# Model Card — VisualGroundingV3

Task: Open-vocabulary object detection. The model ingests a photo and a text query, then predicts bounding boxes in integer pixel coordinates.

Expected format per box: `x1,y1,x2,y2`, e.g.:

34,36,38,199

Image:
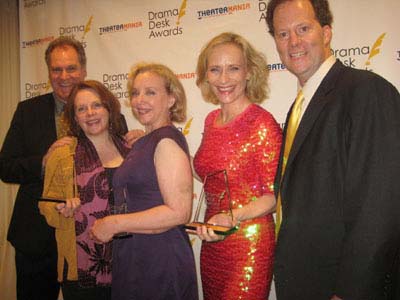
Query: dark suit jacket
0,93,128,257
274,60,400,300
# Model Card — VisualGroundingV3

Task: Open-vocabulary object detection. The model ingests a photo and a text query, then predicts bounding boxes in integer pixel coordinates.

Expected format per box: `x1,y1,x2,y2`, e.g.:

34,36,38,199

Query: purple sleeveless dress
111,125,198,300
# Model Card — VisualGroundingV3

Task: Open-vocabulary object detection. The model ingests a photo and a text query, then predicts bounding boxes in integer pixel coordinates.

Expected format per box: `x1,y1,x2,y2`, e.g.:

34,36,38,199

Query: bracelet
219,210,232,217
219,210,241,228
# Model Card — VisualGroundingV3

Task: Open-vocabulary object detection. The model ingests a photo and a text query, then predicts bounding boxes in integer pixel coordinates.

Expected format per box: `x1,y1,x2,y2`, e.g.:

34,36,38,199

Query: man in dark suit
0,36,120,300
266,0,400,299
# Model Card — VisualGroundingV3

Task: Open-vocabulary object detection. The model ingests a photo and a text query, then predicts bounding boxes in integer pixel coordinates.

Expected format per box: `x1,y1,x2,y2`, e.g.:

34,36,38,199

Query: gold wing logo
176,0,187,25
81,15,94,41
365,33,386,67
182,117,193,136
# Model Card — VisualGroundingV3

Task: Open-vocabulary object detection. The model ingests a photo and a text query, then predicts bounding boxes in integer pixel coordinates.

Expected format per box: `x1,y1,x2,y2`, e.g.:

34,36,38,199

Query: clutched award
111,186,132,239
185,169,239,236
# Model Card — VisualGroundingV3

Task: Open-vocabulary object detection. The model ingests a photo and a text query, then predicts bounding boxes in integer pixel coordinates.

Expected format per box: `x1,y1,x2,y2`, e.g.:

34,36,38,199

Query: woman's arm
196,114,282,242
90,138,193,242
196,194,276,242
231,193,276,222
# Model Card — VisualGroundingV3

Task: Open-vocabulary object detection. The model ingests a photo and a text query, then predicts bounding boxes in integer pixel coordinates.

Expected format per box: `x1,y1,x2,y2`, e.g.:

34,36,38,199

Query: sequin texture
194,104,282,300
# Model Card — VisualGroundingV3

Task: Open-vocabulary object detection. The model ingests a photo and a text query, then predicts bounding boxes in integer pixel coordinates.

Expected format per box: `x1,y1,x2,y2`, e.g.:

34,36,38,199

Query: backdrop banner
19,1,400,299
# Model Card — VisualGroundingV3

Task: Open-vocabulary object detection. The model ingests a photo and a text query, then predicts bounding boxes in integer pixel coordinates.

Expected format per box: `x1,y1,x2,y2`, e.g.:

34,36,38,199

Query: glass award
185,169,238,236
111,186,132,239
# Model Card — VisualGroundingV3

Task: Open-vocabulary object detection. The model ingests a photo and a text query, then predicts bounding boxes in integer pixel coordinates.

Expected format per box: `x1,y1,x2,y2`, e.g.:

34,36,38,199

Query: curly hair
266,0,333,36
45,36,86,68
196,32,269,105
127,62,187,123
64,80,125,137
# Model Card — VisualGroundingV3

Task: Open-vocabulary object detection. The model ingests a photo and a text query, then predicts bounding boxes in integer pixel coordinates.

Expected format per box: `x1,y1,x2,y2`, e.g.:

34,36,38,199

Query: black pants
15,249,59,300
61,280,111,300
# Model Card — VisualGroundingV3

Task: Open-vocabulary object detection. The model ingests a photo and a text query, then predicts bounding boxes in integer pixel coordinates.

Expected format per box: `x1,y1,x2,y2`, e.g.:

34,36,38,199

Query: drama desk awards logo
59,15,93,47
147,0,186,39
102,73,130,101
24,81,49,99
331,33,386,72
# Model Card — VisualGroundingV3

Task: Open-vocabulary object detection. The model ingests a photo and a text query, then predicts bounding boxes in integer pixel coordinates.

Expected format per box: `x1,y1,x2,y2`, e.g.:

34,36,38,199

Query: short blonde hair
127,62,186,122
196,32,269,105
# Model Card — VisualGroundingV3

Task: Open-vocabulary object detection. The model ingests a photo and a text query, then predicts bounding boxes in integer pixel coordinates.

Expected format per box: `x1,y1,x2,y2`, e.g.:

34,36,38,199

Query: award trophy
39,157,76,204
111,186,132,239
185,169,239,236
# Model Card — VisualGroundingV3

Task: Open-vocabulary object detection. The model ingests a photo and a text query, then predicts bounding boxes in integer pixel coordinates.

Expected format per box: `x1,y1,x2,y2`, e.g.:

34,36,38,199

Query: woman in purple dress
90,63,198,300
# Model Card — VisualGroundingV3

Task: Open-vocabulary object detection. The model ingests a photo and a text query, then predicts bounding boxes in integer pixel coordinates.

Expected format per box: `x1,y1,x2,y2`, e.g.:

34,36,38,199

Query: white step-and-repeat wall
19,0,400,299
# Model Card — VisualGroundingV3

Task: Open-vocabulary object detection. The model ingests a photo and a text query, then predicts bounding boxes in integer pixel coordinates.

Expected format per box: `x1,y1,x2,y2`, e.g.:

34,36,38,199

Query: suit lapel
282,61,344,184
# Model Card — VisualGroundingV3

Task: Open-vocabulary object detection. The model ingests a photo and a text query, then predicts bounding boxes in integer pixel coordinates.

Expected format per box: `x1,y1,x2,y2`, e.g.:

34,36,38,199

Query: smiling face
74,89,110,138
48,45,87,102
206,43,250,106
273,0,332,85
130,71,175,132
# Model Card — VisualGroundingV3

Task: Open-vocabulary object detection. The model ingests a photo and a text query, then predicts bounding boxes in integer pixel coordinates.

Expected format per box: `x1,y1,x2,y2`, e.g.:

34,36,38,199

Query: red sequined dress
193,104,282,300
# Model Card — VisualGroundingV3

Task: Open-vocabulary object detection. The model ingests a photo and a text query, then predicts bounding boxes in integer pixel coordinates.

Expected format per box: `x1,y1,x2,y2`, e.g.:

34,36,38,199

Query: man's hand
124,129,145,147
42,136,74,167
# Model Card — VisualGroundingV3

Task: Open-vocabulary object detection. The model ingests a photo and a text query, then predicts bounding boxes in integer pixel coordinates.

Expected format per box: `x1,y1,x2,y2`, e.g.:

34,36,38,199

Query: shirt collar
300,55,336,102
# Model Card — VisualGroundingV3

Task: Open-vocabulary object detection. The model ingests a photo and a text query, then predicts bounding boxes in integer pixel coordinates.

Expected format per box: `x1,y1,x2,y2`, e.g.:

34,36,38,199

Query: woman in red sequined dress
192,32,282,300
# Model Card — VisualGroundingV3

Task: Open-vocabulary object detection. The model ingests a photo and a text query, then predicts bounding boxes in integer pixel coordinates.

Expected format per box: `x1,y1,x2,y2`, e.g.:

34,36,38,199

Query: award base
113,232,132,239
38,197,66,203
184,222,238,236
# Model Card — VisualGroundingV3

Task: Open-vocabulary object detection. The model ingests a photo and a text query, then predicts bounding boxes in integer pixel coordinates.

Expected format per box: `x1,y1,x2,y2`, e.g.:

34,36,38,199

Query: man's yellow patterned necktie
56,110,69,138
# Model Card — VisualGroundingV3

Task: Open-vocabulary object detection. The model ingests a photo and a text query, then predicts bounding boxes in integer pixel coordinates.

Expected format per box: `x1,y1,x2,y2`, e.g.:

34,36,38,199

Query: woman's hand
196,224,225,242
195,212,238,242
209,211,238,228
55,197,80,218
90,217,116,243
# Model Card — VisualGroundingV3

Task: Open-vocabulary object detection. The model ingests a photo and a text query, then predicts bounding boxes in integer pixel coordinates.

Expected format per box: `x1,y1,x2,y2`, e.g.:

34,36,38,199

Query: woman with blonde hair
193,32,282,299
91,63,198,300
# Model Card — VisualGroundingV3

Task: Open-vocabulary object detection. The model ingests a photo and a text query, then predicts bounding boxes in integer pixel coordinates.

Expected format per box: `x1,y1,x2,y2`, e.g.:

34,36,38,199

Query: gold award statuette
185,222,238,236
185,170,238,236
